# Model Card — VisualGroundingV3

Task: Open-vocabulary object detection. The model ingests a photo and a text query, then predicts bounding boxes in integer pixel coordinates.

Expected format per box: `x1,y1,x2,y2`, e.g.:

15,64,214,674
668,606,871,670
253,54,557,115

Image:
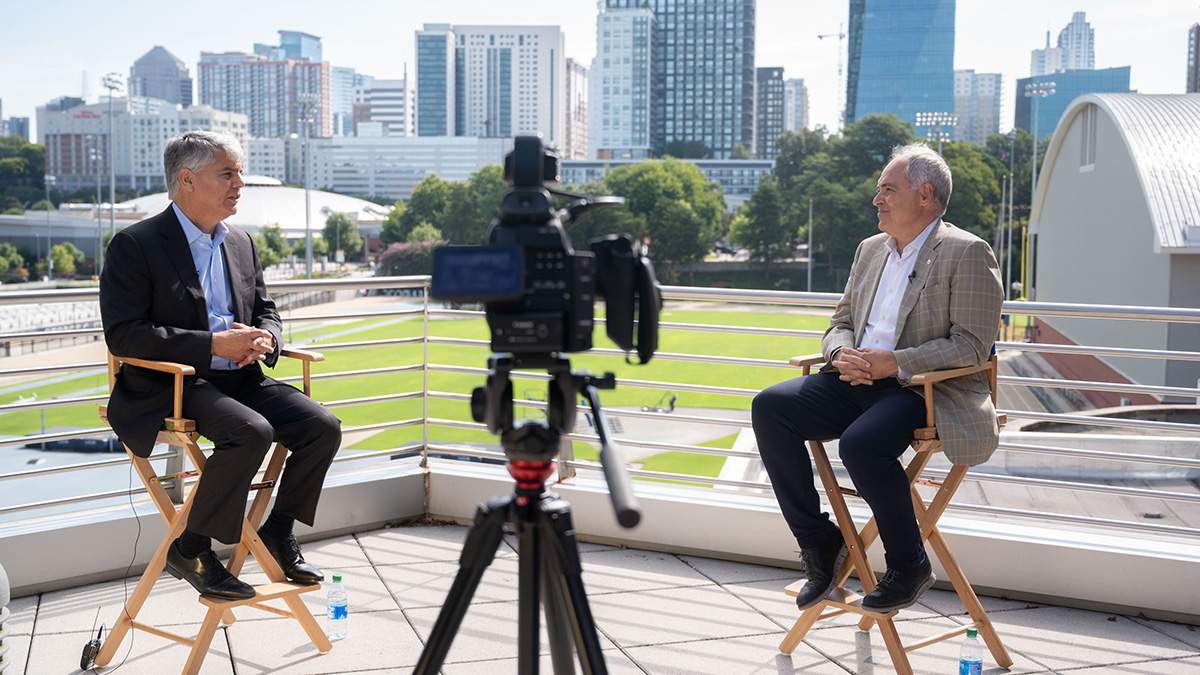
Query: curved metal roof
118,185,391,236
1034,93,1200,251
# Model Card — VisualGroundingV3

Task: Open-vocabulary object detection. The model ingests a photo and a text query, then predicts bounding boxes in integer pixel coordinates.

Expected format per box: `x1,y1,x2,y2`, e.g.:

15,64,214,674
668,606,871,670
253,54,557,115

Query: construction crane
817,23,847,131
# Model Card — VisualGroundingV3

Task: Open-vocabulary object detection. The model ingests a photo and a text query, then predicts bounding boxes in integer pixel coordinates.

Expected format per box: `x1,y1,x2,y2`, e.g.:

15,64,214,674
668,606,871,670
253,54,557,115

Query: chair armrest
280,347,324,363
112,356,196,376
909,362,991,386
789,354,824,374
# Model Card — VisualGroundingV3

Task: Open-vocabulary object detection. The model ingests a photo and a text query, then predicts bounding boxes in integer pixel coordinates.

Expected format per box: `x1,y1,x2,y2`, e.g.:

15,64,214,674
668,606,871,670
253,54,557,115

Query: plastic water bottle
958,626,983,675
326,573,348,640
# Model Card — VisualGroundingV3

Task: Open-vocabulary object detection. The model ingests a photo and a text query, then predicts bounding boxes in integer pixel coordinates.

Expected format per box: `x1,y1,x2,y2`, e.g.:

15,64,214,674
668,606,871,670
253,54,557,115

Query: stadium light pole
296,92,319,279
102,73,123,266
806,198,813,293
43,174,55,279
914,111,958,155
1024,81,1055,301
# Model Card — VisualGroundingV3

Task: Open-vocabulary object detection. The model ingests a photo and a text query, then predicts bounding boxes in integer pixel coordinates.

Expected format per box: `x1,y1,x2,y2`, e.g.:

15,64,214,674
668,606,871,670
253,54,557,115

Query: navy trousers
752,371,927,571
182,369,342,544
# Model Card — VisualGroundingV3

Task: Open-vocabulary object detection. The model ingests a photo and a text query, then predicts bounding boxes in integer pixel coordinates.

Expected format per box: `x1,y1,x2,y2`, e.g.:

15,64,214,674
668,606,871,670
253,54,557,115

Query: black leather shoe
861,556,935,612
165,540,256,601
257,529,324,584
795,535,849,610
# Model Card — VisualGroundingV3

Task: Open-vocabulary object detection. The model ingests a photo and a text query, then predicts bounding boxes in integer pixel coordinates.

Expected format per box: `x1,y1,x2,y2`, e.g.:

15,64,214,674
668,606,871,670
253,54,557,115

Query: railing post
421,276,430,470
557,436,577,482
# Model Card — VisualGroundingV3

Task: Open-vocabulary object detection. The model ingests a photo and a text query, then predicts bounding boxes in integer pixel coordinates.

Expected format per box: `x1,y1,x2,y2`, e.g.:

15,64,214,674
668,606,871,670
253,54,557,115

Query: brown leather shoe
166,540,255,600
257,528,324,584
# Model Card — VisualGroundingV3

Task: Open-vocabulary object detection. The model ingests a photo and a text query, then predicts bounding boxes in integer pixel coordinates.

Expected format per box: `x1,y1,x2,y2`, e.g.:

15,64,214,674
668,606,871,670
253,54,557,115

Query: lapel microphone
908,270,917,284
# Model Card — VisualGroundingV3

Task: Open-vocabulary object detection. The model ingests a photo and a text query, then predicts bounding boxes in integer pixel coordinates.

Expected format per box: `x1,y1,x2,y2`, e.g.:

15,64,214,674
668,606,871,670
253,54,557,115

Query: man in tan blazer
753,143,1003,613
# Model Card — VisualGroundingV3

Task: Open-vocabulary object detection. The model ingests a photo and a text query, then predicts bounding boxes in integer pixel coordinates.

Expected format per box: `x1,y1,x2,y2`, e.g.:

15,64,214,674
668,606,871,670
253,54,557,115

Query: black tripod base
413,484,607,675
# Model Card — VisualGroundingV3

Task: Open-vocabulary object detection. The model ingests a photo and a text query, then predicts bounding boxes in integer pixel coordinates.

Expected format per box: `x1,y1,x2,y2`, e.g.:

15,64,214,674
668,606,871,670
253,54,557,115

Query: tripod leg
517,513,543,675
541,552,577,675
413,496,511,675
539,494,608,675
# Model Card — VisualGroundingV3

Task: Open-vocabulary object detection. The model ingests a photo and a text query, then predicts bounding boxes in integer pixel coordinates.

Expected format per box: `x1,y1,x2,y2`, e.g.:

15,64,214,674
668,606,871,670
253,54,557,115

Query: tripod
413,353,640,675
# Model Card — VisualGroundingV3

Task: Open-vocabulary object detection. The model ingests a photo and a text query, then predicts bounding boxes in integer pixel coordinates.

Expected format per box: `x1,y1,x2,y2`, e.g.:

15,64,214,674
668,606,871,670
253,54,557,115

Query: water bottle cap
966,627,978,637
332,573,342,582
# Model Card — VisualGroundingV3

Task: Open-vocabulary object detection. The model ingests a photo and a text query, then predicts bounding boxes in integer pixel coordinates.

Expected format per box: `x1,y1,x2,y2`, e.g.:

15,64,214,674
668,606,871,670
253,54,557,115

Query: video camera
430,135,660,363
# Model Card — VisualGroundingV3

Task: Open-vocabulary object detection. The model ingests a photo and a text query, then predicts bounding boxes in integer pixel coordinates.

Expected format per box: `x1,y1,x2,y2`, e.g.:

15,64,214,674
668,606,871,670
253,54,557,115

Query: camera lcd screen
430,245,524,301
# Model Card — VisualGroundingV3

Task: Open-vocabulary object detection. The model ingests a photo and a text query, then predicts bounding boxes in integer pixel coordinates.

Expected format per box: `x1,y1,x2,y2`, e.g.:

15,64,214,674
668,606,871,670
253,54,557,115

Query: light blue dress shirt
173,203,237,370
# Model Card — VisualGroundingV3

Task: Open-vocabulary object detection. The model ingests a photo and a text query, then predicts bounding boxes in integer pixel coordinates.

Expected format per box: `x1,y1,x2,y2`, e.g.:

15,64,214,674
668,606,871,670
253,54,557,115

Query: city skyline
1,0,1194,141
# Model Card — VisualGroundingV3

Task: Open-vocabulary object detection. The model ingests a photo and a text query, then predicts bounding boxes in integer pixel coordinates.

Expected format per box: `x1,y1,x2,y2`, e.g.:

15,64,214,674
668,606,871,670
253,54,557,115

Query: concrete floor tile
503,532,616,554
226,609,424,674
589,585,779,648
625,632,848,675
289,532,376,570
1130,616,1200,651
440,647,643,674
375,557,521,609
4,594,38,636
27,628,234,675
1063,656,1200,673
722,578,863,631
357,524,514,566
917,585,1042,617
677,554,797,584
34,574,211,635
404,599,616,664
580,548,711,595
237,566,398,618
987,606,1198,671
807,616,1048,674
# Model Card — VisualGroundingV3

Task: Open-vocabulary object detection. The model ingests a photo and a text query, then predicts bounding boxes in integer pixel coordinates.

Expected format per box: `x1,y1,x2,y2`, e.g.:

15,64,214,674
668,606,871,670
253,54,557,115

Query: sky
1,0,1195,140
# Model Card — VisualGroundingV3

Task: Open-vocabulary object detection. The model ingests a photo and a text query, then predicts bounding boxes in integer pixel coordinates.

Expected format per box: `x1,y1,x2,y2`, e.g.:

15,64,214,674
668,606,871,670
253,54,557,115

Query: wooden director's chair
777,354,1013,674
92,349,332,675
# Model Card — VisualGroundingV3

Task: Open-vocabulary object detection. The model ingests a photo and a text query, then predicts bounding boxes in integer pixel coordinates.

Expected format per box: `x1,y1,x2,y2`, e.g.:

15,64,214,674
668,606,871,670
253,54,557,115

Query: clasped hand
832,347,898,386
211,322,275,368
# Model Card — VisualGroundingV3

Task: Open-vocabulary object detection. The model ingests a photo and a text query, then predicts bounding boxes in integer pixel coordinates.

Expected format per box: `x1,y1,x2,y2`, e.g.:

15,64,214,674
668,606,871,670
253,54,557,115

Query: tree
830,114,914,178
323,212,362,258
774,127,829,192
50,242,84,276
560,179,642,252
407,222,443,243
254,234,280,269
0,242,24,271
941,142,1001,241
259,223,290,259
379,199,407,245
730,144,752,160
399,175,453,241
30,199,52,211
730,178,792,283
377,241,437,276
0,137,45,207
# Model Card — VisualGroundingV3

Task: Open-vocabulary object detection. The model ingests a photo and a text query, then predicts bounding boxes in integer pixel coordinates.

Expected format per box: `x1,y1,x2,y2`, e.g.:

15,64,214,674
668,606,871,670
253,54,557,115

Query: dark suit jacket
100,205,282,457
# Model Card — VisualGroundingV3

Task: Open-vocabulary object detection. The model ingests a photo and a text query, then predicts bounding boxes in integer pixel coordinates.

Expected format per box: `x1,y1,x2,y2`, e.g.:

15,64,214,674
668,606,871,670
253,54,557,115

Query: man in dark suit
753,143,1003,613
101,131,341,600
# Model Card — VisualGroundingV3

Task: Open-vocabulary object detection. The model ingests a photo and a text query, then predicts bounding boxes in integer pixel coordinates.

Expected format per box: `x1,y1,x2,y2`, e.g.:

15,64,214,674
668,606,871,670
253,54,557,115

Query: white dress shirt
858,219,939,352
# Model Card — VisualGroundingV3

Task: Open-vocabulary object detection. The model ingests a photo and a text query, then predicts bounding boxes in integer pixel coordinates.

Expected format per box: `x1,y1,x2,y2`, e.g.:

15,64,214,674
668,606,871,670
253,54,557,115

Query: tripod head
470,352,641,528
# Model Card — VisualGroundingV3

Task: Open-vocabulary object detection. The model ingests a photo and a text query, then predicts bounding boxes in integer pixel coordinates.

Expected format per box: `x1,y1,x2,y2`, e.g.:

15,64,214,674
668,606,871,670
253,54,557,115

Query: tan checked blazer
820,220,1004,465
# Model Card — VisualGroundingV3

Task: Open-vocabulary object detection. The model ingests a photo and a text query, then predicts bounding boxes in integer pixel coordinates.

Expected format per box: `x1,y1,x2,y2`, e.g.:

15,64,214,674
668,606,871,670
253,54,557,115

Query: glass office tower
845,0,955,128
1014,67,1131,137
603,0,755,159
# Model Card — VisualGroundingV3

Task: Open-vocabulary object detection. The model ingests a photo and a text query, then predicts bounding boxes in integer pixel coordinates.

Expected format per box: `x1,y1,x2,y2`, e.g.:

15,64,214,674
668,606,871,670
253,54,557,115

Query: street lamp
914,112,958,156
1023,81,1055,301
807,198,813,293
86,135,102,274
43,174,55,279
295,92,320,279
102,73,123,265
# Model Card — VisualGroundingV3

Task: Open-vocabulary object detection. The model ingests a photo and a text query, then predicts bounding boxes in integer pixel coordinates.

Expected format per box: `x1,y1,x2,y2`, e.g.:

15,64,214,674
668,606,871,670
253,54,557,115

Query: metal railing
1,279,1197,542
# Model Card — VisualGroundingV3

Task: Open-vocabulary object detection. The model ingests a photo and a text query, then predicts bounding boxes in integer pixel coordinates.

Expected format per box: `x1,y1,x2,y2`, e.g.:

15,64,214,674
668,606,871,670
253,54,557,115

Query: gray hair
890,143,952,214
164,131,245,199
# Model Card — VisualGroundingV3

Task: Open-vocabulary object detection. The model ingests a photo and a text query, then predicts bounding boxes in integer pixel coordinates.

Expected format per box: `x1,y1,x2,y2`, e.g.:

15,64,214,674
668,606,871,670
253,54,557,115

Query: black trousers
751,371,926,571
182,369,342,544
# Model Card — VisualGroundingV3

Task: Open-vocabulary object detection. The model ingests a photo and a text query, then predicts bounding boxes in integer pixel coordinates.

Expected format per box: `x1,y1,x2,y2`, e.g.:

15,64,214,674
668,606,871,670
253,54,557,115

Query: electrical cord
86,460,141,673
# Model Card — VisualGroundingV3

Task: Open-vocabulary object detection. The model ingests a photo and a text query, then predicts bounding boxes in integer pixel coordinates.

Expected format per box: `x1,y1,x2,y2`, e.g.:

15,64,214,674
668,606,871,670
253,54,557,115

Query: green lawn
3,306,828,480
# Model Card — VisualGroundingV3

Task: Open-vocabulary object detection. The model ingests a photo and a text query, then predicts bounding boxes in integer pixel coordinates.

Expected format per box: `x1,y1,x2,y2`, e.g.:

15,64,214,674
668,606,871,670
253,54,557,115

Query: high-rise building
953,70,1002,144
1014,67,1131,136
129,46,193,107
1056,12,1094,71
414,23,565,148
331,67,374,136
37,97,248,192
589,3,654,160
415,24,456,137
364,79,414,137
783,78,809,132
1031,33,1076,77
845,0,955,128
564,58,588,160
754,67,784,160
8,117,29,140
198,36,331,139
278,30,323,62
1188,24,1200,93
